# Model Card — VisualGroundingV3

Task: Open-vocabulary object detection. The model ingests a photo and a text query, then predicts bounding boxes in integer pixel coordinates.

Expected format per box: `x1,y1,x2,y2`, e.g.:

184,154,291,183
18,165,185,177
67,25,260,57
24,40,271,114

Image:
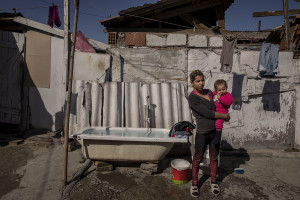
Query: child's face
216,84,227,95
191,75,205,91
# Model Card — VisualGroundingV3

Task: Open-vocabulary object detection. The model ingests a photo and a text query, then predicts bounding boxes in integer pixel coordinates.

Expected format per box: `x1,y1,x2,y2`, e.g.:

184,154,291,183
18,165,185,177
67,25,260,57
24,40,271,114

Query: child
213,79,233,133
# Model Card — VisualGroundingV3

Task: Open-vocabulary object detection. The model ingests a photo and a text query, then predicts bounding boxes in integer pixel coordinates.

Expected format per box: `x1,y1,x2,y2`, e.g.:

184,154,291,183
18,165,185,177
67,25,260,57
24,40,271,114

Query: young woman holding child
188,70,231,198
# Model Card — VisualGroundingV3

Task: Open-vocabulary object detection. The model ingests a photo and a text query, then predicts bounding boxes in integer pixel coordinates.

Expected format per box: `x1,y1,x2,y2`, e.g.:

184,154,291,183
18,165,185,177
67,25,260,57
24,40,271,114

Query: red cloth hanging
48,5,61,28
75,30,96,53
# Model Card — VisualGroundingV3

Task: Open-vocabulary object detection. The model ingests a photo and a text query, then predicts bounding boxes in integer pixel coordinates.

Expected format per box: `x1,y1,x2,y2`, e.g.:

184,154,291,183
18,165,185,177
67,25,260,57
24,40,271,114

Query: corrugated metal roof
70,81,192,135
120,0,233,18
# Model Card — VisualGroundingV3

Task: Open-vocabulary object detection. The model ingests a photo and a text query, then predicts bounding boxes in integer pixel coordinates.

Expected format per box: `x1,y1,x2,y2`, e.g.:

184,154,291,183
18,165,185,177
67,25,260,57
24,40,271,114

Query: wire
40,0,193,29
4,1,194,29
118,12,193,29
83,5,193,29
77,11,106,18
80,5,118,15
1,1,106,18
0,6,48,12
40,0,63,7
41,0,107,18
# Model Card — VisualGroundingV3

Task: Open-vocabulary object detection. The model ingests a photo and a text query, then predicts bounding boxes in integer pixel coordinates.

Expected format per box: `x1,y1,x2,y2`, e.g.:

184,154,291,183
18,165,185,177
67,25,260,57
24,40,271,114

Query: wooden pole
63,0,69,184
283,0,291,50
64,0,70,91
63,0,79,185
258,20,261,31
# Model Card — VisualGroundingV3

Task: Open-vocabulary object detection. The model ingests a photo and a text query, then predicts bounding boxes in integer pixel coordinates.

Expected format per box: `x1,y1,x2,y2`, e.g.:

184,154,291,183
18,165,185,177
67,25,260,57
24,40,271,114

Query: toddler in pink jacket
213,79,233,132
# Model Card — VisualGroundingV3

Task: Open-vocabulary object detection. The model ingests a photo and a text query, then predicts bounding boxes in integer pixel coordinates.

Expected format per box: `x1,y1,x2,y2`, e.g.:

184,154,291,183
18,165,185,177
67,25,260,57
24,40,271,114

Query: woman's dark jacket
188,90,216,134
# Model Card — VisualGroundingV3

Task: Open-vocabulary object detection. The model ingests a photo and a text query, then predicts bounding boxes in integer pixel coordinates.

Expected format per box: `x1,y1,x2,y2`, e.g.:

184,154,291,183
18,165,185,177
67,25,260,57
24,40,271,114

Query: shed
0,13,66,131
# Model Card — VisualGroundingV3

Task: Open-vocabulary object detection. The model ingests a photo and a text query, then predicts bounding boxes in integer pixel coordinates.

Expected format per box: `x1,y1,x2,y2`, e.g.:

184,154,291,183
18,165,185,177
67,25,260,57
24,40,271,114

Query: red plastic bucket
171,159,190,184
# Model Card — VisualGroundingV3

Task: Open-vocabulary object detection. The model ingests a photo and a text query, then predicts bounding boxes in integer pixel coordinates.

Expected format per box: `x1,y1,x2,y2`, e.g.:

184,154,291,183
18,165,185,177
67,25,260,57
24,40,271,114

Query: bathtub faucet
146,117,150,128
144,95,151,136
145,95,151,128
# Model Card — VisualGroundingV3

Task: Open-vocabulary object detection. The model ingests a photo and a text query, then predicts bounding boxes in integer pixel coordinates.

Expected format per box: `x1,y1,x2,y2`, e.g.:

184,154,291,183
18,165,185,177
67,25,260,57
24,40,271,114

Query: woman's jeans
192,130,221,185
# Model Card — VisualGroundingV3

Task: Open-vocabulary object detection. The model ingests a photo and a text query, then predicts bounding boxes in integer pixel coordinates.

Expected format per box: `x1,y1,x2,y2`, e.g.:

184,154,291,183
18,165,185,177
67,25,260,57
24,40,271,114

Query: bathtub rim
72,126,188,143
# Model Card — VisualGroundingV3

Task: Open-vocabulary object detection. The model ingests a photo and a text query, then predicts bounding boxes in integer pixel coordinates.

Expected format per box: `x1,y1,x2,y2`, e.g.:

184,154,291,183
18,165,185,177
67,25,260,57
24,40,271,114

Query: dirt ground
1,130,300,200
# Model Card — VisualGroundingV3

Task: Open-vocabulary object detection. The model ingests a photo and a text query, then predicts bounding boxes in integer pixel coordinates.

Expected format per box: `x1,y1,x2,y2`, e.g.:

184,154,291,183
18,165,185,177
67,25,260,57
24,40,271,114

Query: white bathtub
72,127,188,162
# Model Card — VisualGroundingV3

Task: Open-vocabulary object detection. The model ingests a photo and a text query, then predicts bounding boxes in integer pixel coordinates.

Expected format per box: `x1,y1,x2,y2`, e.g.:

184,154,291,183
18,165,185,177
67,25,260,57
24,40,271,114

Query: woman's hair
214,79,228,90
190,70,204,82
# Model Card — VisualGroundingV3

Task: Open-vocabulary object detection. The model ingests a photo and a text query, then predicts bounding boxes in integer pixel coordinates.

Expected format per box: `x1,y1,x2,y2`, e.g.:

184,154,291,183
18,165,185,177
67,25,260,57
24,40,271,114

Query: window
108,32,117,45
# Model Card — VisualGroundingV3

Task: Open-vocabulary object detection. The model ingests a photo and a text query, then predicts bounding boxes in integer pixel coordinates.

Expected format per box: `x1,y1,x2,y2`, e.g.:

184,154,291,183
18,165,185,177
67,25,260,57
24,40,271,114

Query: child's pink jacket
213,91,233,131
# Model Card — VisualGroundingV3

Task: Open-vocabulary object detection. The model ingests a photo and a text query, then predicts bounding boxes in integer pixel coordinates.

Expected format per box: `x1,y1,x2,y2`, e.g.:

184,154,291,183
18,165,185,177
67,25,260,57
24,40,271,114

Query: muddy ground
1,130,300,200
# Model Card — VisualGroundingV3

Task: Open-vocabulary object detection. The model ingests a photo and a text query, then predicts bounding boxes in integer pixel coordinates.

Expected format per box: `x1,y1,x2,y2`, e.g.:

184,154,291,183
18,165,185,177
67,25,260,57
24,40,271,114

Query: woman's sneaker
190,185,199,198
211,183,220,196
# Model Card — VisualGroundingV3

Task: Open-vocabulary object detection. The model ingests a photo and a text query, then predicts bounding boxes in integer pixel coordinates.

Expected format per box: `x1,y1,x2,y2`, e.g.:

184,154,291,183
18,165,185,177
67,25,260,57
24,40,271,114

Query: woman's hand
214,112,230,121
224,113,230,122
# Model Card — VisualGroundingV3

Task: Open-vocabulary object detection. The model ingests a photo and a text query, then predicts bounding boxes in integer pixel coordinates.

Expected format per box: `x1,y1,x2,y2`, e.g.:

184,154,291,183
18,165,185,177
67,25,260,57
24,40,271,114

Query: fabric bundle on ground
169,121,196,138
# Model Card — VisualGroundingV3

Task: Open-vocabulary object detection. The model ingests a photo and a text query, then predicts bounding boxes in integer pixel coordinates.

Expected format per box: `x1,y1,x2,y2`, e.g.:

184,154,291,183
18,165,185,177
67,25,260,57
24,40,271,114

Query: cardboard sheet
25,30,51,88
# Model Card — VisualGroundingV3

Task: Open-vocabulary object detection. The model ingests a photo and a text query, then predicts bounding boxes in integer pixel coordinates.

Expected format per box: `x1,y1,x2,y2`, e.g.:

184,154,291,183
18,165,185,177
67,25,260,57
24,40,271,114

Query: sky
1,0,299,43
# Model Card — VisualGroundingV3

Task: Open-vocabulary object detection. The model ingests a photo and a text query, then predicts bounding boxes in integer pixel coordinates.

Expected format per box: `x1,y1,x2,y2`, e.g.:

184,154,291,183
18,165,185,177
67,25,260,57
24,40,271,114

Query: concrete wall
66,32,300,149
145,33,223,48
74,52,111,82
105,33,299,149
188,49,296,149
294,59,300,149
109,48,187,83
29,36,66,131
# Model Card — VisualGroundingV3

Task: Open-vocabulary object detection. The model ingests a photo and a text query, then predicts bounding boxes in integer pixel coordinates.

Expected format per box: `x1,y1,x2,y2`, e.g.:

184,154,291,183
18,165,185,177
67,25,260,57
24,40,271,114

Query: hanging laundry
220,35,236,73
48,5,61,28
258,42,279,76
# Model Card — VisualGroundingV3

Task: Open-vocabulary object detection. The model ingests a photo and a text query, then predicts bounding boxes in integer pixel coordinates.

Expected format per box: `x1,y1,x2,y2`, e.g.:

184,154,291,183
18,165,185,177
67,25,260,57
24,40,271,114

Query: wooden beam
253,9,300,17
129,0,222,27
283,0,291,50
179,13,209,29
215,5,225,30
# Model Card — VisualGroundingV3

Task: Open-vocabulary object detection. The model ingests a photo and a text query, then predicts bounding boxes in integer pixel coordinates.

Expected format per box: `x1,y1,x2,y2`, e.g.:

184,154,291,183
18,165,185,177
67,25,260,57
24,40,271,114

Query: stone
95,161,113,172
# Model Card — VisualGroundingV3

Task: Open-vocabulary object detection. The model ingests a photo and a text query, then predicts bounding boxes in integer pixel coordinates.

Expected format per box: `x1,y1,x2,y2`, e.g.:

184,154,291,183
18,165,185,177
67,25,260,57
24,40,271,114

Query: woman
188,70,230,198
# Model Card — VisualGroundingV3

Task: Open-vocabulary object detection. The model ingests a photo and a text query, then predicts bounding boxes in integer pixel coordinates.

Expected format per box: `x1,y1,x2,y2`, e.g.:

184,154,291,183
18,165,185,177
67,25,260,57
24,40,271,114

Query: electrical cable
40,0,193,29
3,1,197,33
0,6,48,12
